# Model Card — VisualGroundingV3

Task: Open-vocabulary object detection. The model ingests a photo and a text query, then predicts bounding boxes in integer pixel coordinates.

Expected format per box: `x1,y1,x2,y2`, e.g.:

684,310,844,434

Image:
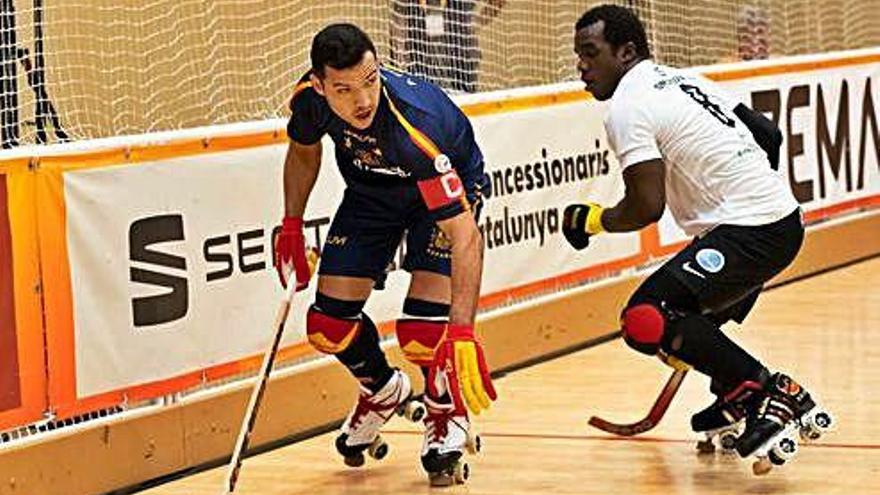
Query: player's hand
428,324,497,415
274,216,315,291
562,203,605,250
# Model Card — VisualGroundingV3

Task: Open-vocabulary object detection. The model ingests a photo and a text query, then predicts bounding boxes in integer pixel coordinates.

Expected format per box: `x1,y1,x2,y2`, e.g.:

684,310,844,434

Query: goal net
0,0,877,147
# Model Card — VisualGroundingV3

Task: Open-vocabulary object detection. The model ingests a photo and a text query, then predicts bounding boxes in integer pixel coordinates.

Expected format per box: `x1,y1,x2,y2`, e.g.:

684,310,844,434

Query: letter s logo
129,214,188,327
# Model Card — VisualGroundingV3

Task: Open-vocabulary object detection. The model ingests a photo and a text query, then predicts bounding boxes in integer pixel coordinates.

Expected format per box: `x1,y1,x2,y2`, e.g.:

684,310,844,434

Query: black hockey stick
588,368,688,436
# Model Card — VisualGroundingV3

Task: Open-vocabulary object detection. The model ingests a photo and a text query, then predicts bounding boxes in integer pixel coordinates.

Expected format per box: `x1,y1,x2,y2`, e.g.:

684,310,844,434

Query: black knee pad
402,298,450,318
314,292,365,318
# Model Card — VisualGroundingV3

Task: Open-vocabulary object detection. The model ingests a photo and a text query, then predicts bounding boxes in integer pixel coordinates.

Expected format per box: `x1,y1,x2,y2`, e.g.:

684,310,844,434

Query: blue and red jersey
287,67,489,221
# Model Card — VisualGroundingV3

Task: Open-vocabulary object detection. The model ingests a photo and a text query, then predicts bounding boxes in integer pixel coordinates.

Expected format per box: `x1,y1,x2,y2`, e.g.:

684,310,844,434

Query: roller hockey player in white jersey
562,5,833,474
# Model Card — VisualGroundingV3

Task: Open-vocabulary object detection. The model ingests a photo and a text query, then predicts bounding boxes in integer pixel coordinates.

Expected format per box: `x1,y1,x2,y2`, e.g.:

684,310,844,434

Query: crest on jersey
695,248,725,273
343,129,410,177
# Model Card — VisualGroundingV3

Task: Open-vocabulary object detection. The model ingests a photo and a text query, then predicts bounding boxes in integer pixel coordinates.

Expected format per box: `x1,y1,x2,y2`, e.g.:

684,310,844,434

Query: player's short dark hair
310,23,376,78
575,5,651,60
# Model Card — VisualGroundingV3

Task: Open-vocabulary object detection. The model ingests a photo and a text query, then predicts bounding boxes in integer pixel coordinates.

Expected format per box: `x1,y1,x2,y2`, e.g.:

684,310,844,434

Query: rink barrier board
0,207,877,495
0,160,47,431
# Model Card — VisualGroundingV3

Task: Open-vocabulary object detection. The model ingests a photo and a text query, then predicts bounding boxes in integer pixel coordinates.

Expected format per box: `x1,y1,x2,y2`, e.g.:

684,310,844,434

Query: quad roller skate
691,398,746,455
734,372,834,475
335,369,426,467
420,396,481,486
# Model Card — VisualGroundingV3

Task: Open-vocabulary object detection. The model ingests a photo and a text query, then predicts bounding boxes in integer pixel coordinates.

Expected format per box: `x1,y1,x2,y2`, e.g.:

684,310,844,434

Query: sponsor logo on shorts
695,248,725,273
326,235,348,246
681,261,706,279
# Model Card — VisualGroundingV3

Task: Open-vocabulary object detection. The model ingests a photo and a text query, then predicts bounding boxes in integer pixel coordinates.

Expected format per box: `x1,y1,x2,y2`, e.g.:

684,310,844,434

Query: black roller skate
335,369,425,467
691,398,746,454
735,372,834,475
420,396,481,486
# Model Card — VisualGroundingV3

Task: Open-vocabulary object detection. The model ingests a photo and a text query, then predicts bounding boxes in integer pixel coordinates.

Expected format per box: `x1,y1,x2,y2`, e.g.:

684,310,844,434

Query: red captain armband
417,169,466,212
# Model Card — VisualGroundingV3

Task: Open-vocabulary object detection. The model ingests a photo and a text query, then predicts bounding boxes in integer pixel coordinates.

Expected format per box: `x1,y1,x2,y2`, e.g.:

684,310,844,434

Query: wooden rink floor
140,258,880,495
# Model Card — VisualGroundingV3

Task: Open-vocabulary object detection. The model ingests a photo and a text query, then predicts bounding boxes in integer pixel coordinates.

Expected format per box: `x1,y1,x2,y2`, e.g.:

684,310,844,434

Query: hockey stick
588,368,688,436
220,281,300,494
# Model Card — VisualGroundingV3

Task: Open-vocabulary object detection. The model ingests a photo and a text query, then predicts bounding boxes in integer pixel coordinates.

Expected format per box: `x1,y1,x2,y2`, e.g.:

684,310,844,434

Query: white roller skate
734,372,834,475
335,369,425,467
420,396,481,486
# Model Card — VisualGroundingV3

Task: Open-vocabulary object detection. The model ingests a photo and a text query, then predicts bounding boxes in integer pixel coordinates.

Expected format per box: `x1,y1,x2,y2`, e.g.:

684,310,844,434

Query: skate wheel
769,436,798,464
695,438,716,455
368,436,388,460
403,400,426,423
719,432,739,451
752,457,772,476
453,461,470,484
466,433,482,455
344,453,365,468
800,410,834,441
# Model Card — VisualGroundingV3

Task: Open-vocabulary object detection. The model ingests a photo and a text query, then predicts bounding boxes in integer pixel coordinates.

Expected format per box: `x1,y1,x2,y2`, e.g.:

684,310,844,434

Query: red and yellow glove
274,216,316,291
428,324,497,415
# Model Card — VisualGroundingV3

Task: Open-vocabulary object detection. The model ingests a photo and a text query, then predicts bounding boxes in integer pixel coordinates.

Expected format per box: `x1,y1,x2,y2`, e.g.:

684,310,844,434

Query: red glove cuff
283,216,304,230
446,324,475,340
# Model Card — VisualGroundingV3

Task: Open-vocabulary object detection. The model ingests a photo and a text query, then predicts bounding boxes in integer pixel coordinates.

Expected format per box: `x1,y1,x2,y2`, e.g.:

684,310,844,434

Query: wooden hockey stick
588,368,688,436
220,281,297,494
221,247,318,494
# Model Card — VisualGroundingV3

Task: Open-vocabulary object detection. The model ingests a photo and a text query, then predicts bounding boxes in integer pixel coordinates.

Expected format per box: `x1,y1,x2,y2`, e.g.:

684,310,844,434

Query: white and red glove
274,216,315,291
428,324,497,415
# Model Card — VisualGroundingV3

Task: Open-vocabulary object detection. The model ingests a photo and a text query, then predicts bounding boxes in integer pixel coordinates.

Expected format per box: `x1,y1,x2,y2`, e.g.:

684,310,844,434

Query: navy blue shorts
318,182,484,281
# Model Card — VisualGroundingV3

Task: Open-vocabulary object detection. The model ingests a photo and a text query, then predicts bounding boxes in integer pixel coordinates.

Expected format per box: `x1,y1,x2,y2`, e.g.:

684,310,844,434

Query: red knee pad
621,303,665,355
396,319,446,366
306,306,361,354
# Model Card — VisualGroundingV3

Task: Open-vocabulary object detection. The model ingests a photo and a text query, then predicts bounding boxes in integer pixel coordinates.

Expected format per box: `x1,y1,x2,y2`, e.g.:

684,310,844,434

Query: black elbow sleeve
734,103,782,169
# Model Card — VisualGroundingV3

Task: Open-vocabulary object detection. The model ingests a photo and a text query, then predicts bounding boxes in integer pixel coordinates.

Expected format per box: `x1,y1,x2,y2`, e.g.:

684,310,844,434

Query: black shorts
631,208,804,322
318,182,484,281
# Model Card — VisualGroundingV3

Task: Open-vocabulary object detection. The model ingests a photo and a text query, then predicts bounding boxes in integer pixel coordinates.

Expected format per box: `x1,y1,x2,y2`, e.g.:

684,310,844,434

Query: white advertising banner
62,50,880,398
473,100,639,294
63,97,637,398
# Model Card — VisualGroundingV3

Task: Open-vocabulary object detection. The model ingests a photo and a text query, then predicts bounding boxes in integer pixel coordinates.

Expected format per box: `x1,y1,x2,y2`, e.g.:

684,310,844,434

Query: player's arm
436,210,483,325
416,164,496,415
562,159,665,249
283,139,322,217
563,95,665,249
275,139,322,290
276,78,328,289
600,159,666,231
431,208,497,415
733,103,782,169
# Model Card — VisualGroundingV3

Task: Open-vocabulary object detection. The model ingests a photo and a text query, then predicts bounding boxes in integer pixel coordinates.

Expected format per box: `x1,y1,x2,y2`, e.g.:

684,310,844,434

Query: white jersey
604,60,798,236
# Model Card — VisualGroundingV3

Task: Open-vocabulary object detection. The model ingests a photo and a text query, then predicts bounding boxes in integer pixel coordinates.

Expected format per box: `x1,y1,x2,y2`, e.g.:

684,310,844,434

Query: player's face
312,51,382,130
574,21,632,101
